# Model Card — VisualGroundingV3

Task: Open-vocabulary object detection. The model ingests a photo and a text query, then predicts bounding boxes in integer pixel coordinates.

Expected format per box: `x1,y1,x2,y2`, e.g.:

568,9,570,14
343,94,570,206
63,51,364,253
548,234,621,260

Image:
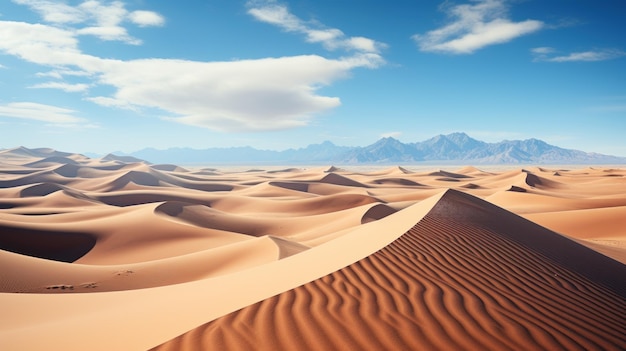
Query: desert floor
0,147,625,350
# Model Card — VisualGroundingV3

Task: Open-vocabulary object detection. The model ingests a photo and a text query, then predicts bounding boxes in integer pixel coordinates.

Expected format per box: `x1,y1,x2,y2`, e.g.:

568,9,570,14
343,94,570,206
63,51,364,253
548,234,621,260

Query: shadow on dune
522,169,564,188
320,173,369,188
20,183,64,197
269,181,310,192
111,171,163,189
361,204,397,224
0,225,95,263
24,156,79,168
428,170,471,179
372,178,423,186
507,185,527,192
460,183,482,189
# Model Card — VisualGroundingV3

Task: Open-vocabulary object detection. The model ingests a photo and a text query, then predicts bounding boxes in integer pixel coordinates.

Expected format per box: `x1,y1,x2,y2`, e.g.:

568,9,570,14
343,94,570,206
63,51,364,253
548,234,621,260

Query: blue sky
0,0,625,156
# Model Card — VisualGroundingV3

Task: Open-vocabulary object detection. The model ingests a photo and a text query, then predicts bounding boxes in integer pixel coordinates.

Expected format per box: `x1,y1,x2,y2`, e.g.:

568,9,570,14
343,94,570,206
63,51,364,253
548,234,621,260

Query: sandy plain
0,146,624,350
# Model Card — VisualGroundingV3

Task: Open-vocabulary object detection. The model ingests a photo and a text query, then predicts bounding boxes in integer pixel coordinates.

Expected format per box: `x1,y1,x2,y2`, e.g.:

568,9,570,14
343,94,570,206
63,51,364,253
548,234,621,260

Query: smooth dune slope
153,190,626,351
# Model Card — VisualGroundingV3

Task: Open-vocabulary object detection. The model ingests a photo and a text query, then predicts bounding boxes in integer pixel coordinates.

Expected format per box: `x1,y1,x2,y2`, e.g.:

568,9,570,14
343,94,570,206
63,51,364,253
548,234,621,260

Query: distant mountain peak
373,136,403,145
441,132,469,140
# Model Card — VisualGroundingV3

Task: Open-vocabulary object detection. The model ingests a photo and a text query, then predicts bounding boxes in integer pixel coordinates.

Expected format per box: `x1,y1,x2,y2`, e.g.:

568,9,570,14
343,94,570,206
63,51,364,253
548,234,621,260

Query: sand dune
154,190,626,351
0,147,624,350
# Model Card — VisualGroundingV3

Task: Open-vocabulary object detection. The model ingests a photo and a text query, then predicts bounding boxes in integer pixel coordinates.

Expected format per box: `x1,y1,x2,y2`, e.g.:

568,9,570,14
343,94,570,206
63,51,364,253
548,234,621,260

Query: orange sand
0,147,624,350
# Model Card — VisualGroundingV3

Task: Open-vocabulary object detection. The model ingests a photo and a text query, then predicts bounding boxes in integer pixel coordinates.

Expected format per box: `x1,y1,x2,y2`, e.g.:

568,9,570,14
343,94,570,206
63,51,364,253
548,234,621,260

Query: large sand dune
0,147,624,350
154,190,626,351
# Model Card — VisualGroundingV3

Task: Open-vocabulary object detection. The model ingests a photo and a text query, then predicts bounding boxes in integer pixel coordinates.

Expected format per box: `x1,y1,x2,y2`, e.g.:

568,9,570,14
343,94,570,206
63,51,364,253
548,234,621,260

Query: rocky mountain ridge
120,132,626,165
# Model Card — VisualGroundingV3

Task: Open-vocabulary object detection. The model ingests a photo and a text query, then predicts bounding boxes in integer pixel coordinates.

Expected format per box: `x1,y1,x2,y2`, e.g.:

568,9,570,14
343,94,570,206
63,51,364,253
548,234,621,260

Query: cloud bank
413,0,543,54
0,0,383,131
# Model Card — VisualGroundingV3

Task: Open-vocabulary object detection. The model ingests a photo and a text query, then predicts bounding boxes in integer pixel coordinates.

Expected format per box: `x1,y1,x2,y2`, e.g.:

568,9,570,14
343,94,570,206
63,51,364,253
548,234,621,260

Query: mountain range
114,132,626,165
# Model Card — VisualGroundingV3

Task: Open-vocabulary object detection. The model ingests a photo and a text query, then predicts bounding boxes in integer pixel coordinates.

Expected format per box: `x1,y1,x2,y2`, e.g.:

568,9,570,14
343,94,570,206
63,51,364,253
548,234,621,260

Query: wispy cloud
36,69,93,80
247,0,386,57
0,1,381,132
530,46,555,55
29,82,90,92
12,0,85,24
593,105,626,112
0,102,86,124
412,0,543,54
85,96,138,111
584,96,626,114
12,0,164,44
532,47,626,62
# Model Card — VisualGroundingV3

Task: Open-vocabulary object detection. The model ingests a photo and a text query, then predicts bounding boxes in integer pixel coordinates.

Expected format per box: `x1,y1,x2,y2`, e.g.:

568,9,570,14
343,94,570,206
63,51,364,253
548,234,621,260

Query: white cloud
74,0,138,43
413,0,543,54
0,102,85,124
12,0,86,24
347,37,380,53
541,49,626,62
36,69,92,79
0,21,102,68
97,55,367,131
306,29,343,44
78,0,127,27
247,1,387,55
86,96,137,110
29,82,90,92
11,0,164,44
531,46,555,54
77,25,140,44
36,71,64,79
128,10,165,27
247,2,299,29
1,2,383,132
